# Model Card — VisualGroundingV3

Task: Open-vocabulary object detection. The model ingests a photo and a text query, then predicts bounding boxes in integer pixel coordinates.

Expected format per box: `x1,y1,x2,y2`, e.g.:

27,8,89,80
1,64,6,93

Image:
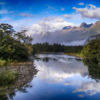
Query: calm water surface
0,53,100,100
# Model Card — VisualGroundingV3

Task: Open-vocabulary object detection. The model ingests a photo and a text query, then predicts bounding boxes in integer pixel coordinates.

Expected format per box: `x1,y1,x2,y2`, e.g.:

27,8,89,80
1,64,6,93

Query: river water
0,53,100,100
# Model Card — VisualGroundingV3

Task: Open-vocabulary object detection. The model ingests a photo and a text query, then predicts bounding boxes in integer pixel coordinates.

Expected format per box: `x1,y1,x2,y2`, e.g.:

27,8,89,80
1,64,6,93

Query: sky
0,0,100,45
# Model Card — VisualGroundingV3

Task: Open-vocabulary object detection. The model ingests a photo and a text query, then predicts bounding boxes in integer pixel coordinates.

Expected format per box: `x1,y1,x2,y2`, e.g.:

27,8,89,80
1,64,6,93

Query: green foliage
26,44,33,56
0,24,33,65
82,37,100,79
0,70,17,86
83,58,100,80
81,38,100,63
64,46,83,54
15,30,33,45
33,43,64,53
0,59,6,66
33,42,83,54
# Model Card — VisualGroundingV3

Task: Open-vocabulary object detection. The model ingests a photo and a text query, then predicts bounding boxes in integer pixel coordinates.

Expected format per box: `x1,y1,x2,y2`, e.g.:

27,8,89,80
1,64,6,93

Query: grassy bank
0,59,33,67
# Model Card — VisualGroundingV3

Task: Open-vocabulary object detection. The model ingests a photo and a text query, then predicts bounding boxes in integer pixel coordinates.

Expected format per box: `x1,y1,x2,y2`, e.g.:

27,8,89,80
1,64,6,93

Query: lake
0,53,100,100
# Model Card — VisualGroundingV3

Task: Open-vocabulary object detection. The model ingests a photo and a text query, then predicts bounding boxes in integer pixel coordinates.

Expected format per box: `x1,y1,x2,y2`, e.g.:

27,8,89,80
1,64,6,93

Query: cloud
88,4,96,9
64,13,83,21
48,6,58,11
20,13,34,17
64,14,71,18
0,17,11,22
73,4,100,19
34,54,88,83
61,40,86,46
9,18,33,30
26,17,74,36
0,10,9,14
78,2,84,6
74,81,100,96
0,9,13,14
0,17,34,31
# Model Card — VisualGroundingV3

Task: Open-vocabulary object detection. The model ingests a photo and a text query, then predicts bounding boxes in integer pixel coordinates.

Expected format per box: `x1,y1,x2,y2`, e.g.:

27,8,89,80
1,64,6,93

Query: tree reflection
35,56,57,62
0,64,38,100
83,58,100,80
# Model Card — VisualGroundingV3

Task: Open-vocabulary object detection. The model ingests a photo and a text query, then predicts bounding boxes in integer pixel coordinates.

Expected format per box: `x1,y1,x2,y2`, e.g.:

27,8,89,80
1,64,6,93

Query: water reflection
73,58,100,97
34,54,100,99
35,54,88,83
83,58,100,80
0,54,100,100
0,63,37,100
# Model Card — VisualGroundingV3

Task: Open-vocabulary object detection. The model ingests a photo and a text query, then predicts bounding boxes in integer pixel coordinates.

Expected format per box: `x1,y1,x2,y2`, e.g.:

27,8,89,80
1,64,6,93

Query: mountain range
33,21,100,46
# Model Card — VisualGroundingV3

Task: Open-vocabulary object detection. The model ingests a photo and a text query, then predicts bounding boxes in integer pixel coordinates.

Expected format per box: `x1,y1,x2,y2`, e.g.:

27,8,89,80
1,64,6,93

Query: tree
15,30,33,45
0,24,32,62
81,38,100,64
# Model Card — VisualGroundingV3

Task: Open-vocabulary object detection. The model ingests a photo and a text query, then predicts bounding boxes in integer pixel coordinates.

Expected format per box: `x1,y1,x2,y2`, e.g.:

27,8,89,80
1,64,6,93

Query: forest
33,43,83,54
0,24,33,66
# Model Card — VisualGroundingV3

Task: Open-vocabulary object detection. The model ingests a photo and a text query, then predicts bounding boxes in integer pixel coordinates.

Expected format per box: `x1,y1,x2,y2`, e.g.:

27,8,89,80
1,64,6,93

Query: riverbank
0,59,33,67
0,62,37,97
64,52,83,59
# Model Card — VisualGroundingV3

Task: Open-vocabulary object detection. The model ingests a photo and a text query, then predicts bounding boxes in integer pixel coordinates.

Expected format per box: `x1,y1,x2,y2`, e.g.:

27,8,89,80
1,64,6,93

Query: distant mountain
33,21,100,46
89,21,100,33
80,22,93,29
63,26,72,30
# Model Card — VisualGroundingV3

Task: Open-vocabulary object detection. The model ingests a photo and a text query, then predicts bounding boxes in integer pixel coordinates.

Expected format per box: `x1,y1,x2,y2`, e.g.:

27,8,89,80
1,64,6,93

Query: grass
0,59,33,67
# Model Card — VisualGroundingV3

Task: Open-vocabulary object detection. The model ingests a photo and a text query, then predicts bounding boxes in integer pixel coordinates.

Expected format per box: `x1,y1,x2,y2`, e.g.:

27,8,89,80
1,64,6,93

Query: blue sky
0,0,100,30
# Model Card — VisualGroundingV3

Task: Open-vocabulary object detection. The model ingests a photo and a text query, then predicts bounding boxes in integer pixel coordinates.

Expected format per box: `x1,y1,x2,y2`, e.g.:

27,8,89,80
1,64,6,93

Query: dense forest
0,24,33,65
81,38,100,63
33,43,83,54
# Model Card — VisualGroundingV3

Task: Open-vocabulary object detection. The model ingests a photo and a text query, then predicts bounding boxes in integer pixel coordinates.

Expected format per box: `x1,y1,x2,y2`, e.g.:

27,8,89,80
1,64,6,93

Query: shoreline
64,53,83,59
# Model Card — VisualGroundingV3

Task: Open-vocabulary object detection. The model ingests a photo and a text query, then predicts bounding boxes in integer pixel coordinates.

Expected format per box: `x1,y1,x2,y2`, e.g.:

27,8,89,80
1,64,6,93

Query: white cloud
73,4,100,19
74,81,100,96
0,17,11,22
20,13,34,17
64,13,83,21
26,17,74,36
34,54,88,83
0,10,13,14
0,10,9,14
88,4,96,9
64,14,71,18
61,40,86,46
78,2,84,6
48,6,58,11
0,17,34,31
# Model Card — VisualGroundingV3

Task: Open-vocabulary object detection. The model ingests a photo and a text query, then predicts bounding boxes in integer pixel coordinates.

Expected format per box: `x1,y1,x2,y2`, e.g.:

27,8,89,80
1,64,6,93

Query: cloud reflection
34,54,88,83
